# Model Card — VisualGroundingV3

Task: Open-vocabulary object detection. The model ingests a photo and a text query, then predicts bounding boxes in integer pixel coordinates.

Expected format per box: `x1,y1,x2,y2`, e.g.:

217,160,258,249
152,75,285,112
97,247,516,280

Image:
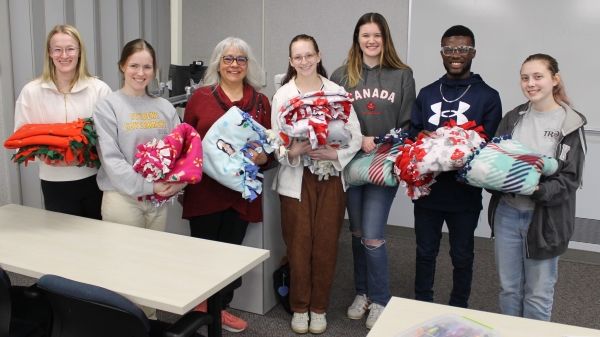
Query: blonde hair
39,25,94,91
342,13,411,88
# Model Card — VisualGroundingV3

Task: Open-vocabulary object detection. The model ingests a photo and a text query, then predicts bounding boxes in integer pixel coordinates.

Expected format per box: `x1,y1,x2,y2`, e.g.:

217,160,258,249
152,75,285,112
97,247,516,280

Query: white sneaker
365,303,385,329
347,294,370,319
309,311,327,334
291,312,309,334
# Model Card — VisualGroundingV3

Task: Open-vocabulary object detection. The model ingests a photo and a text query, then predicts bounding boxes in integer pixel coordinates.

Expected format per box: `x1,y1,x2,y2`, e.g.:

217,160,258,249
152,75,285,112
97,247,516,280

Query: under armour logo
428,101,470,125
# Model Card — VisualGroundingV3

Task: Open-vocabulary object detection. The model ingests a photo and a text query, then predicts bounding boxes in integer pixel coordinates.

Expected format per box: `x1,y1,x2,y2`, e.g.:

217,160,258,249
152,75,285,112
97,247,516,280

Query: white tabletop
368,297,600,337
0,204,269,315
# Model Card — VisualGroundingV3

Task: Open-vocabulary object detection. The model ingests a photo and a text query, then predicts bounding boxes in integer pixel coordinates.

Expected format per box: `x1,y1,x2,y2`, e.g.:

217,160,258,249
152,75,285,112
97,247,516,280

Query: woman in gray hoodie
330,12,415,329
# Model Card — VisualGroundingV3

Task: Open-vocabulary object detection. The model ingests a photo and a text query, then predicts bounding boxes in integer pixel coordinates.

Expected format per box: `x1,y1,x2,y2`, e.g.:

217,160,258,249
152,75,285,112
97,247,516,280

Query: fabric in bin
344,128,409,187
202,106,274,201
392,120,487,199
457,135,559,195
4,117,101,168
133,123,203,206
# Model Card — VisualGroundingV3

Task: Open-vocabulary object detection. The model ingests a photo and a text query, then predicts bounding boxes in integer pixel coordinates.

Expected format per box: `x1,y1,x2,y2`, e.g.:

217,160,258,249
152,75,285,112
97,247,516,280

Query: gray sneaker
347,294,370,319
291,312,309,334
309,311,327,334
366,303,385,329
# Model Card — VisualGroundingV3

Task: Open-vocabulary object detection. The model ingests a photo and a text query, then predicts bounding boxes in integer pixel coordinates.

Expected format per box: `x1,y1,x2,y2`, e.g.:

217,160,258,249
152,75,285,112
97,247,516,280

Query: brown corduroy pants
280,168,347,314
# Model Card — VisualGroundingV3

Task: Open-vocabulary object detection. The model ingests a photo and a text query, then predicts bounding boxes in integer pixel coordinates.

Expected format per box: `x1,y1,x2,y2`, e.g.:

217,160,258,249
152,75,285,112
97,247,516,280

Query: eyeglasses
222,55,248,66
49,46,79,57
441,46,474,56
291,53,316,64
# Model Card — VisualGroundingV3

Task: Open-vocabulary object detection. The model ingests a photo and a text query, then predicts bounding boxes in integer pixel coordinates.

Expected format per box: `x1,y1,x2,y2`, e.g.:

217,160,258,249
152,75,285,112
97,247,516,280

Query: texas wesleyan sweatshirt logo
352,87,396,115
428,101,471,125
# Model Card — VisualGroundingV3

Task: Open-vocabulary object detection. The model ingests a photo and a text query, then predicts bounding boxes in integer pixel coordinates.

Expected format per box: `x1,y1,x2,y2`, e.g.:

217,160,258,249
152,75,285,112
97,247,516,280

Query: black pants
41,175,103,220
413,205,479,308
189,207,249,309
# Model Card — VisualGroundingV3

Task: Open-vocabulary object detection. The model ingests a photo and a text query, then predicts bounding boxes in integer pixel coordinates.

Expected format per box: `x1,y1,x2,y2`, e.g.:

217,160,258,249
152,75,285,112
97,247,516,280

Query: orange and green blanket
4,118,101,168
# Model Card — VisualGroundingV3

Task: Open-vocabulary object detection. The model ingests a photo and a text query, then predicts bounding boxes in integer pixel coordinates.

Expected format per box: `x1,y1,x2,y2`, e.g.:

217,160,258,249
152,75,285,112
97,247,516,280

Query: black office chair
37,275,212,337
0,268,51,337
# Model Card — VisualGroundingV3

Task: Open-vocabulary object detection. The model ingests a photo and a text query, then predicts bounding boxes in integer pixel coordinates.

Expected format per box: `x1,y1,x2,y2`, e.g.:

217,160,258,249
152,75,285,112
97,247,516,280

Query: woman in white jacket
271,34,361,335
14,24,111,219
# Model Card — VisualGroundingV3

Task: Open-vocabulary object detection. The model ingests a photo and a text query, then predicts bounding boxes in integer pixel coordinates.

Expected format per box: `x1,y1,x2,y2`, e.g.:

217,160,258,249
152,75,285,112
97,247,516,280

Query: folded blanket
202,106,274,201
275,90,352,149
273,90,353,180
4,118,100,168
456,135,558,195
344,128,408,187
303,119,353,180
133,123,203,206
392,120,487,199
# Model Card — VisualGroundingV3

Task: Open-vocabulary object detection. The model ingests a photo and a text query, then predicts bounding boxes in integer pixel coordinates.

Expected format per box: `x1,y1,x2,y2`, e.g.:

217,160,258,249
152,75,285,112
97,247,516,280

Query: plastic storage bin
394,313,500,337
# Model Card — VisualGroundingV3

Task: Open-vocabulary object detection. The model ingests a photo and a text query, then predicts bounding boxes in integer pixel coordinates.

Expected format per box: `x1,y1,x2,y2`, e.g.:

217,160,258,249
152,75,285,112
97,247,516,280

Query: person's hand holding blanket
307,145,338,161
361,136,376,153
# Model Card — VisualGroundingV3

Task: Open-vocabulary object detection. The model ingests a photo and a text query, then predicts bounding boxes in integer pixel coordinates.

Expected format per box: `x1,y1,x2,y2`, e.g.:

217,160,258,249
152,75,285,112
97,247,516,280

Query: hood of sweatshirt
361,63,383,88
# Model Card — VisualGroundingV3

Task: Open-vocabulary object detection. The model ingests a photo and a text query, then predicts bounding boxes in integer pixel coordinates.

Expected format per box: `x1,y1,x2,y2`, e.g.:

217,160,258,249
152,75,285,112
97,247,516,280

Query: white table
0,204,269,337
368,297,600,337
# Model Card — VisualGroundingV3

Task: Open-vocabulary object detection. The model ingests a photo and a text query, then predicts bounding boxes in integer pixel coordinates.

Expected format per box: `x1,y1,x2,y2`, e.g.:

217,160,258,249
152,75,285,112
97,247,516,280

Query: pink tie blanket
456,135,558,195
272,90,353,180
392,120,487,199
133,123,203,206
343,128,409,187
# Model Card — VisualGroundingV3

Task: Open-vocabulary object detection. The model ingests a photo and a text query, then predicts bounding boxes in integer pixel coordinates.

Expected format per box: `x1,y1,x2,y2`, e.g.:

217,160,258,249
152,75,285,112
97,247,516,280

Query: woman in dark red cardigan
182,37,271,333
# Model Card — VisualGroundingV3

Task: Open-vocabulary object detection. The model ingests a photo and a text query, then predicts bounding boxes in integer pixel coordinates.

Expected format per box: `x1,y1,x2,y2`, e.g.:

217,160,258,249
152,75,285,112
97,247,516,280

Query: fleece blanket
202,106,274,201
4,117,100,168
272,90,353,180
392,120,487,199
133,123,203,206
456,135,558,195
344,128,409,187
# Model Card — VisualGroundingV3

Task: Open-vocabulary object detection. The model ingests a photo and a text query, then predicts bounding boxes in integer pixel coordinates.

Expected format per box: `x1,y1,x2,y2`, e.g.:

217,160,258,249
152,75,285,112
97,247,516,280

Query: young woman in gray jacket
488,53,586,322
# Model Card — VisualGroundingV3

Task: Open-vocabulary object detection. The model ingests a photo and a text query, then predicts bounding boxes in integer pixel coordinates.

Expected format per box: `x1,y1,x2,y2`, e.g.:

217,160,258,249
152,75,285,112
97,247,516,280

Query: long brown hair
118,39,157,96
281,34,328,86
39,25,94,91
523,53,571,107
341,13,411,88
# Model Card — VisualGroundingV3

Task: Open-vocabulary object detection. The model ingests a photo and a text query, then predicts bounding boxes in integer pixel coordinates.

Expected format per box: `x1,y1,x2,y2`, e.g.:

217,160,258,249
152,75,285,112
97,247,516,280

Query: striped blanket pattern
457,135,558,195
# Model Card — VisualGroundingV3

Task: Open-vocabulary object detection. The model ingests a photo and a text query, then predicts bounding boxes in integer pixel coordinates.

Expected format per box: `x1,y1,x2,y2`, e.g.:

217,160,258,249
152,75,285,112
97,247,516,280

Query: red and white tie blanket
392,120,487,199
270,90,353,180
133,123,203,206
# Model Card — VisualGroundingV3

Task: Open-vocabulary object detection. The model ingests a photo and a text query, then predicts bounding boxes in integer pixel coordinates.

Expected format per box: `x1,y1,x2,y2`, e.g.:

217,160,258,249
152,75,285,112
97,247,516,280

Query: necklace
439,83,471,103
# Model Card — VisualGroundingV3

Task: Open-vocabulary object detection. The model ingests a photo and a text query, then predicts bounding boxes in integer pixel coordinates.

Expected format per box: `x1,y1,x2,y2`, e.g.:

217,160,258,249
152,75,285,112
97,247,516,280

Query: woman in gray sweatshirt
330,12,416,329
93,39,183,319
488,54,586,321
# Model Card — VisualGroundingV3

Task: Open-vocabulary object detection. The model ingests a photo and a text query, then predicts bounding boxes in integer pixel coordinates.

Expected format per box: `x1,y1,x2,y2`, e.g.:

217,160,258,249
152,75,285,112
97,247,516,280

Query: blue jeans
347,184,399,306
494,199,559,321
413,205,479,308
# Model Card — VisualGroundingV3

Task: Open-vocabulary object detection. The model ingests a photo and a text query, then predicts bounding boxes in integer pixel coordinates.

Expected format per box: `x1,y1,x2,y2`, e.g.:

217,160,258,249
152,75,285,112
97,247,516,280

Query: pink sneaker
193,300,207,312
221,310,248,332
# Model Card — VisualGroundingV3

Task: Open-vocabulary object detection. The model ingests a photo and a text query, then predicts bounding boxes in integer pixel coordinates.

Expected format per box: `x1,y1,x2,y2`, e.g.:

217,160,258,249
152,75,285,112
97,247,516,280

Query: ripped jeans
347,184,399,306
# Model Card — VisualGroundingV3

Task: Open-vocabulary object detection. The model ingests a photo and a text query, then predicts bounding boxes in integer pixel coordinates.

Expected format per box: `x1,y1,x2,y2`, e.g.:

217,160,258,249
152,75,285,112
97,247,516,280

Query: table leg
207,292,222,337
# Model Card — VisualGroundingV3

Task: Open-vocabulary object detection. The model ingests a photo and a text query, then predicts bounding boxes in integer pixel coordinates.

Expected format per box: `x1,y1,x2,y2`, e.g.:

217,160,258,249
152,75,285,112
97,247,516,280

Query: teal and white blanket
457,135,558,195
